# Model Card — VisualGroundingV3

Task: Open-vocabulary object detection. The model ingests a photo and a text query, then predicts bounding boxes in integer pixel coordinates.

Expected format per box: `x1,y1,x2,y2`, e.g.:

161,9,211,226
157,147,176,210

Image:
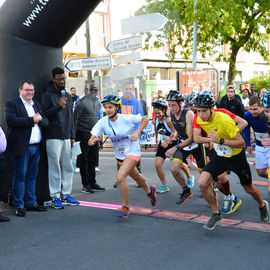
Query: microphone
61,90,66,108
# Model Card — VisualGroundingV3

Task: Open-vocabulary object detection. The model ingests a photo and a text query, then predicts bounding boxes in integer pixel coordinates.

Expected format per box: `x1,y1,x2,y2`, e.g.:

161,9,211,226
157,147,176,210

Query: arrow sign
106,35,142,54
121,13,168,35
65,56,112,72
108,63,144,80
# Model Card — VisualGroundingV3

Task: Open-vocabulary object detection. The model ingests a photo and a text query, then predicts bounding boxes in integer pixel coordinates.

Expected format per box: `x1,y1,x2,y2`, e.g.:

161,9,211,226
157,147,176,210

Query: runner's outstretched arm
130,116,149,141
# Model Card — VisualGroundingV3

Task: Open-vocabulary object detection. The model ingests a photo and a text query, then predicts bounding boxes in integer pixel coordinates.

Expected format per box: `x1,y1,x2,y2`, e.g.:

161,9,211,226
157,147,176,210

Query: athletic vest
155,118,172,136
170,108,189,140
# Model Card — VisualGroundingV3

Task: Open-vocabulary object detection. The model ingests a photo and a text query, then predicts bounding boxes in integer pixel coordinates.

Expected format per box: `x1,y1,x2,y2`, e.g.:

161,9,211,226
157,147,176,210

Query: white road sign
65,56,112,72
106,35,142,54
114,52,142,65
121,13,168,35
108,63,144,80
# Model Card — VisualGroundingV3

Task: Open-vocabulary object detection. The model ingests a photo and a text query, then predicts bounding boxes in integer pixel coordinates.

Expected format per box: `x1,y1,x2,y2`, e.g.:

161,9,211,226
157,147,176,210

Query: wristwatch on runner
175,144,180,149
219,138,224,145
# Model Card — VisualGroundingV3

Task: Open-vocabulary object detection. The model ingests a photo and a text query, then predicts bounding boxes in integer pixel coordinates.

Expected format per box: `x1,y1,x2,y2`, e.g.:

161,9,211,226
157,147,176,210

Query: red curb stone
236,221,270,232
152,211,198,220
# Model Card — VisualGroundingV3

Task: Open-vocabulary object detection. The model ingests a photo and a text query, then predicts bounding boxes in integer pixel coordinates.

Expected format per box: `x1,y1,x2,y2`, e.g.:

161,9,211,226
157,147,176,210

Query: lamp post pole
192,0,198,69
85,18,92,81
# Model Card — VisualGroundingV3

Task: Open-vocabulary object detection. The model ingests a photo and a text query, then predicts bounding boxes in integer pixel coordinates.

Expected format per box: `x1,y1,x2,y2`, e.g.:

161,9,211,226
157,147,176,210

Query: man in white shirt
5,80,49,217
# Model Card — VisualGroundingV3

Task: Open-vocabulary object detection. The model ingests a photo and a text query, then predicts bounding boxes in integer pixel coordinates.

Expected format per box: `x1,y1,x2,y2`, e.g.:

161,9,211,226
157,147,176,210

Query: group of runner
88,90,270,230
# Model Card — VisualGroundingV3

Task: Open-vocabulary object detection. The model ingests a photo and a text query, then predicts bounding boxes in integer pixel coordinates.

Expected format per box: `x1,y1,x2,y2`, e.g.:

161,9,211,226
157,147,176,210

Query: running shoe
259,200,270,224
231,196,242,213
203,211,222,230
157,184,170,193
176,188,193,205
213,184,219,192
51,197,64,210
221,199,233,214
118,206,130,219
61,195,80,206
147,185,157,206
187,176,195,188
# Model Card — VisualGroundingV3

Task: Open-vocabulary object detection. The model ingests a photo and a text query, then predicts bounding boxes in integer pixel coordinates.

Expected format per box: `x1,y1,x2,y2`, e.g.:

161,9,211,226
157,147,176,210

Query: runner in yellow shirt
193,91,269,230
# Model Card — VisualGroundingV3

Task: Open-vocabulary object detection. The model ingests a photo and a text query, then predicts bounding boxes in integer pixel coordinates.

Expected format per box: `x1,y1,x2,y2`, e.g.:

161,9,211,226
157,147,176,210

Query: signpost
106,35,142,54
65,56,112,72
121,13,168,35
108,63,144,80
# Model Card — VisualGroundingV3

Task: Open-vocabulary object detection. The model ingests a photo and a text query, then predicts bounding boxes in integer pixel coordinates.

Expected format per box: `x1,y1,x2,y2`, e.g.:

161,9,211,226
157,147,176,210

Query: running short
203,149,252,186
206,148,215,160
155,141,177,159
255,145,270,169
172,144,206,170
116,155,141,165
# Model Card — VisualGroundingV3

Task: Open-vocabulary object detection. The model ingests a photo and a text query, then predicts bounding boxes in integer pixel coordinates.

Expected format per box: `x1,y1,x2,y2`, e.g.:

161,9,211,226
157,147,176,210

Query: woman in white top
89,95,157,218
241,88,250,111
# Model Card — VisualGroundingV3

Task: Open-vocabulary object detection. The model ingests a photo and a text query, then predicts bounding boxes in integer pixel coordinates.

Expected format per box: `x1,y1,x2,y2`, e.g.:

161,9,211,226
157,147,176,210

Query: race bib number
160,134,170,144
111,136,131,155
181,139,198,151
254,132,266,142
116,144,130,155
213,143,233,157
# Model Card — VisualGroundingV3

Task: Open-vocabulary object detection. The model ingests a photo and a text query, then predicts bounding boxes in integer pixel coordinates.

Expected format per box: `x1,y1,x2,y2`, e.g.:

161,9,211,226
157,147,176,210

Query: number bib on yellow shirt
213,143,233,157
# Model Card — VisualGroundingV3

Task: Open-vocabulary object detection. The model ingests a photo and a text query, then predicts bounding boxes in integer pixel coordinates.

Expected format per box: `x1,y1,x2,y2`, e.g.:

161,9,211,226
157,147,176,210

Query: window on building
168,69,177,80
220,71,226,81
148,68,168,80
253,71,264,77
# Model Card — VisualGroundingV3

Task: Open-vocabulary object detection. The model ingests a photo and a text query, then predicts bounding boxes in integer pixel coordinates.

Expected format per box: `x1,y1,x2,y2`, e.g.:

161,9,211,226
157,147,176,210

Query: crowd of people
1,73,270,231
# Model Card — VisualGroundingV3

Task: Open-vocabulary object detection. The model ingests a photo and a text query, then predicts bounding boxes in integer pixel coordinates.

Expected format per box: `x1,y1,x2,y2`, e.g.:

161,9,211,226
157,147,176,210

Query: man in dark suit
5,80,48,217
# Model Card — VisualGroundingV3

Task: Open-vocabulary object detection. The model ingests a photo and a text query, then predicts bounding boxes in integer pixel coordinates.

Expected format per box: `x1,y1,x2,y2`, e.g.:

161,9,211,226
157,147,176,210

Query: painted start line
78,200,270,234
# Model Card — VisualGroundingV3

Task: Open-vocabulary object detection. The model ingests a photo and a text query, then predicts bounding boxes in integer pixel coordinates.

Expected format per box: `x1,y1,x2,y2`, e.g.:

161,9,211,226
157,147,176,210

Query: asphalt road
1,153,270,270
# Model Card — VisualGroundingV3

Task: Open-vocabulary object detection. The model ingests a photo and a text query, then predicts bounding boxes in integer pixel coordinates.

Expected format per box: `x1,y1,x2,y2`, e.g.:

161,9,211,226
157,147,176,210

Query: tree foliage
136,0,270,84
249,75,270,91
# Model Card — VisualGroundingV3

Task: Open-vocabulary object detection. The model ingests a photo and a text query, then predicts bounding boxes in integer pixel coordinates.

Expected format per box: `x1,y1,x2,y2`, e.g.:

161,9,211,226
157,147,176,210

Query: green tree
136,0,270,84
249,75,270,91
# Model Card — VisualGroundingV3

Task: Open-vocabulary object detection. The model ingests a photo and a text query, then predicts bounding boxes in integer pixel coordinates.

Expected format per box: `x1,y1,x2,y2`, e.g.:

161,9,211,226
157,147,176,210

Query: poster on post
178,69,219,100
140,122,156,144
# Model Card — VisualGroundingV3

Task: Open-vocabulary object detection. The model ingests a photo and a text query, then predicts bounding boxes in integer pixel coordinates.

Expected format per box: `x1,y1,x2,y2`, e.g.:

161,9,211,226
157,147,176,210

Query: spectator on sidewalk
219,85,245,117
70,87,80,103
157,90,165,100
260,88,267,100
250,84,259,97
41,67,79,209
74,81,105,194
5,80,48,217
241,88,250,111
0,126,9,221
140,92,147,116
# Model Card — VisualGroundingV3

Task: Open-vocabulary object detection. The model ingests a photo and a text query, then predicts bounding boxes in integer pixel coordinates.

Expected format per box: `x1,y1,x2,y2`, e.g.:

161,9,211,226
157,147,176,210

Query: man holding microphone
41,67,79,209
